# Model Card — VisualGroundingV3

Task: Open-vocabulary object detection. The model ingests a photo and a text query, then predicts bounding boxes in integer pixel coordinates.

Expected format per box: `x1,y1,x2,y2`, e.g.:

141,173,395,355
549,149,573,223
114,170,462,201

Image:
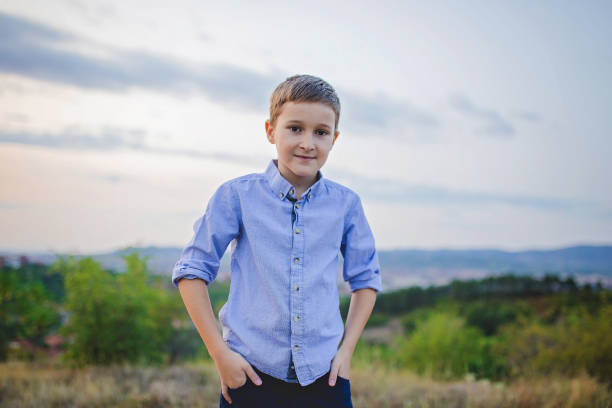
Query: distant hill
2,245,611,290
378,246,612,289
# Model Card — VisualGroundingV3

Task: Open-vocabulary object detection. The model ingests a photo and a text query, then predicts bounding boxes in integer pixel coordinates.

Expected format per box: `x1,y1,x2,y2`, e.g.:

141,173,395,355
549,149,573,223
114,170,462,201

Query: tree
59,254,159,365
0,265,60,360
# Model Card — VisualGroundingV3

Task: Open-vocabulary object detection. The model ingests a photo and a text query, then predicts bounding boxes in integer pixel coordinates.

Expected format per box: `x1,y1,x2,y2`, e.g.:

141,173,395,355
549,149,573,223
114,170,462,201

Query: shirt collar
264,159,324,202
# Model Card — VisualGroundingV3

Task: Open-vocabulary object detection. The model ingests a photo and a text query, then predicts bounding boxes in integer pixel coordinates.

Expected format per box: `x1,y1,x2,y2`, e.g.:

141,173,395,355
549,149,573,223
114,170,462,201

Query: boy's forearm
339,287,377,354
177,278,229,361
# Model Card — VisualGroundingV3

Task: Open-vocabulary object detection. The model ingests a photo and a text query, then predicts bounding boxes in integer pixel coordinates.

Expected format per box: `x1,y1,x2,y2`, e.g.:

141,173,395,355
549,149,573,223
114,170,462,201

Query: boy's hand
214,347,262,404
328,345,352,386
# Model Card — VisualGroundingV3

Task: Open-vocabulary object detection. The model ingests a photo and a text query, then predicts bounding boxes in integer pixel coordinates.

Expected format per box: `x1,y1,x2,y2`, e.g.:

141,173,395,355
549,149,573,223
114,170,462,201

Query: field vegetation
1,254,611,407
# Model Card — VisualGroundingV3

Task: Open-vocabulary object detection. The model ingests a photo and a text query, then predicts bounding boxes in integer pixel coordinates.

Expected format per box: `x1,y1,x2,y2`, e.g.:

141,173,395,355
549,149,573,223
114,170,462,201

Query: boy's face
265,101,339,187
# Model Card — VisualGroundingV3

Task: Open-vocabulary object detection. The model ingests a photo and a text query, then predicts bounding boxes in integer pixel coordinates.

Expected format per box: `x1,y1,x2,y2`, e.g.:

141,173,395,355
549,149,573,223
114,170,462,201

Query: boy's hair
269,74,341,132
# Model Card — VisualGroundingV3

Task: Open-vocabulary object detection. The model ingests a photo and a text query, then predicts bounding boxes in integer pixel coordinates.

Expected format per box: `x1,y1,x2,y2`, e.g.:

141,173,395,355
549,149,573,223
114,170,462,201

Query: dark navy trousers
219,365,353,408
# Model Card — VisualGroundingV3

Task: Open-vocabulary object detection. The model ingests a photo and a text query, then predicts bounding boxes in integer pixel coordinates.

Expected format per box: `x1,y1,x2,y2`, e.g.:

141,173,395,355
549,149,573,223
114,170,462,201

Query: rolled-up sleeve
340,194,383,293
171,181,241,288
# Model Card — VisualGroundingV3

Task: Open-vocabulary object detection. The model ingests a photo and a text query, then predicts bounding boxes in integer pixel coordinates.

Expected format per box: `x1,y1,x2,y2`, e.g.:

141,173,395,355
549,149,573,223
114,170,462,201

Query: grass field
1,361,611,408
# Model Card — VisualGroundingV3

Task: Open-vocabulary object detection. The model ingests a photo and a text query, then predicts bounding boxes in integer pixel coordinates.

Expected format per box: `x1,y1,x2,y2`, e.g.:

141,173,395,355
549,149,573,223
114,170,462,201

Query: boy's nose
299,133,315,150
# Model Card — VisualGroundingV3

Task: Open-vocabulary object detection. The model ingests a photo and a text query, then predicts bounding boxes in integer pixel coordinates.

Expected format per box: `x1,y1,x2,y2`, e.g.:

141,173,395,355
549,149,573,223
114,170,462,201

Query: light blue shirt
172,159,382,386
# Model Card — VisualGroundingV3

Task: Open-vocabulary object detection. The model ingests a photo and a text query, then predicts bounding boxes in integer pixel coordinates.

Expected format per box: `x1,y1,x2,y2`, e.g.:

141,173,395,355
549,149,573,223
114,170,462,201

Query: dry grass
0,361,610,408
350,363,612,408
0,361,220,408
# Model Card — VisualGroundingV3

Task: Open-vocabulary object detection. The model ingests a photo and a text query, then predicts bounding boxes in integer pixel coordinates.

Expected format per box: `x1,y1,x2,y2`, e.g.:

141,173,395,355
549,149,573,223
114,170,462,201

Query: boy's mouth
295,154,315,160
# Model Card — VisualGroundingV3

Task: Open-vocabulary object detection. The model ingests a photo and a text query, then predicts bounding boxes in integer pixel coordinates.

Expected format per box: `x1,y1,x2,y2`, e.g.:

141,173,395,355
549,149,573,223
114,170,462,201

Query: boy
172,74,382,407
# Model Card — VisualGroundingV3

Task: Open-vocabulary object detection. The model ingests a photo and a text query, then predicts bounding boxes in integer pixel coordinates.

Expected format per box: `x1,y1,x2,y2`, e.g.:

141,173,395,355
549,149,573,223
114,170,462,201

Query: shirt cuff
172,266,213,288
348,274,383,293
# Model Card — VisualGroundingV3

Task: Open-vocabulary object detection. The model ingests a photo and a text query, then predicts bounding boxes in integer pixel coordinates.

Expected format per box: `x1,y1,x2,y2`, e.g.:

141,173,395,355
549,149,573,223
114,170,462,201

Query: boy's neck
275,160,320,199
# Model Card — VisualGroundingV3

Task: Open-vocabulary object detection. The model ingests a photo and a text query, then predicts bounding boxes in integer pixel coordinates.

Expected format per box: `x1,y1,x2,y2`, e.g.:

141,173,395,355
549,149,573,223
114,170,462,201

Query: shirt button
294,315,299,322
293,257,299,263
279,192,284,198
293,285,299,291
289,188,294,195
295,229,300,234
294,203,300,209
293,345,299,351
290,364,295,370
308,193,312,199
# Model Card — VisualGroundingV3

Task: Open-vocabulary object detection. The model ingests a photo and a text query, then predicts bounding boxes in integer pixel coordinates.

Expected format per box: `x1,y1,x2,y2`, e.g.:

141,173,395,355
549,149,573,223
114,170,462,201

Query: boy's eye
289,126,301,132
315,130,329,136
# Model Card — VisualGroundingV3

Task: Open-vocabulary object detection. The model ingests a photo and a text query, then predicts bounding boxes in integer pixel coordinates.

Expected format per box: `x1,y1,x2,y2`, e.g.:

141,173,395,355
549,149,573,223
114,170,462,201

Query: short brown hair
269,74,341,132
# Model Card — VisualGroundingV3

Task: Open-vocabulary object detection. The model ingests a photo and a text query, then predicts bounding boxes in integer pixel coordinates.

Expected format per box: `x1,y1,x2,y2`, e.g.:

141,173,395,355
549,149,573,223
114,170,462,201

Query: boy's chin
290,166,319,178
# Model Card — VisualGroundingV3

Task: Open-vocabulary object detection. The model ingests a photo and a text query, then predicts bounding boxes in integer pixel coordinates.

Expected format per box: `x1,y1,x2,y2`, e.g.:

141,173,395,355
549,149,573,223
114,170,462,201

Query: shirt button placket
290,198,305,376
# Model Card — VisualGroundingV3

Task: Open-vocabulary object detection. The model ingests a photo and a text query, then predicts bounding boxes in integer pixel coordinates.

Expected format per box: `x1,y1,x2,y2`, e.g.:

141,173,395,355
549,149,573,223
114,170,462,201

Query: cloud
327,167,612,218
2,127,610,219
61,0,117,26
0,11,440,133
450,94,515,137
0,201,23,210
0,79,26,95
513,110,542,123
340,90,440,133
0,10,71,43
0,127,145,150
0,12,277,111
0,127,262,166
101,173,123,183
2,112,29,124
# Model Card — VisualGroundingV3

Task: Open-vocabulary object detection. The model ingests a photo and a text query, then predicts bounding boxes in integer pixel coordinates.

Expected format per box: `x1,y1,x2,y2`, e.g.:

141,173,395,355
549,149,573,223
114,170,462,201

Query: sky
1,0,611,254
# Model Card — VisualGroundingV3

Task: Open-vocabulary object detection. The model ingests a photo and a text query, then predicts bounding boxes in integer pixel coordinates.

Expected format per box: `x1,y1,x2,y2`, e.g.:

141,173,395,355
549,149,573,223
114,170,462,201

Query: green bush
365,313,390,328
397,310,507,380
461,300,531,335
352,338,399,369
500,305,612,383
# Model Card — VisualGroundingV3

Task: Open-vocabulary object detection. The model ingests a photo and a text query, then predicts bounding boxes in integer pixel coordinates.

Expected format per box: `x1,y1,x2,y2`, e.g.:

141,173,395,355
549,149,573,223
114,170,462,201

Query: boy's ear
332,131,339,145
265,119,275,144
